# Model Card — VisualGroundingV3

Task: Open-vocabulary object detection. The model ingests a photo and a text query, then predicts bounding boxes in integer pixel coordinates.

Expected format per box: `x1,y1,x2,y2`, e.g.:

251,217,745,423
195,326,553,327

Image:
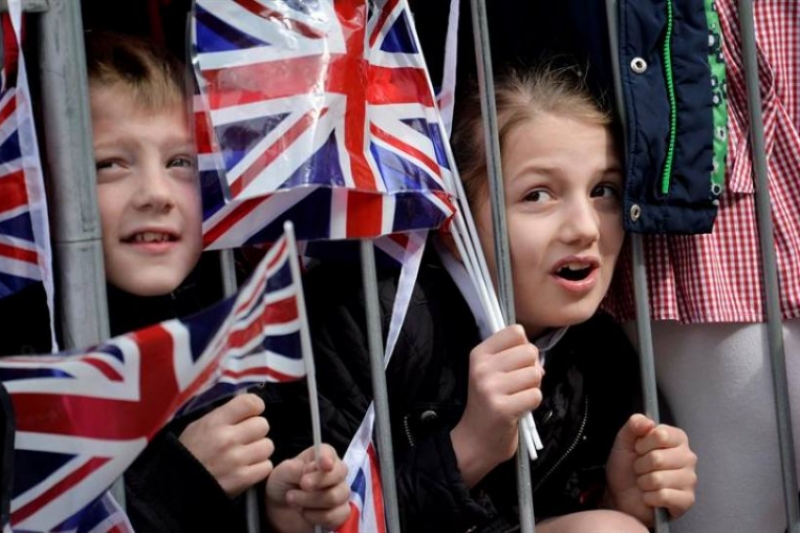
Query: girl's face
91,86,203,297
474,111,624,337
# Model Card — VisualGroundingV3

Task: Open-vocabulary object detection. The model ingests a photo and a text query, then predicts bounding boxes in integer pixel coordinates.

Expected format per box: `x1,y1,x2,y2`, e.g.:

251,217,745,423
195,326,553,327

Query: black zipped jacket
105,256,251,533
287,255,645,532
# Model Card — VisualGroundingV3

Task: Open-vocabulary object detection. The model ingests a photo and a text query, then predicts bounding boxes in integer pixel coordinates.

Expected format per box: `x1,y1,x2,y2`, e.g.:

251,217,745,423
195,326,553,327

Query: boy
86,32,350,533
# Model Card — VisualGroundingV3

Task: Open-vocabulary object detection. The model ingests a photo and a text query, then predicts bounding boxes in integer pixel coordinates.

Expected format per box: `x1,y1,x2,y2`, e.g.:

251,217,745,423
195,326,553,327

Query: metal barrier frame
9,0,800,531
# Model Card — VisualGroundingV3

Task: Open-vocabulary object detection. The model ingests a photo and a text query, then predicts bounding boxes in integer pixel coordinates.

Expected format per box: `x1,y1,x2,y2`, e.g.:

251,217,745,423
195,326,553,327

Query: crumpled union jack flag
0,5,54,313
193,0,456,249
0,229,308,532
336,406,387,533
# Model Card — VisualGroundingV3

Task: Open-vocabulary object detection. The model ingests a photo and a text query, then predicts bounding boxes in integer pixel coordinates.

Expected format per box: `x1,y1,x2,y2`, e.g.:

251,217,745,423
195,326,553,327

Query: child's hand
179,393,274,498
450,325,543,487
605,414,697,526
265,444,351,533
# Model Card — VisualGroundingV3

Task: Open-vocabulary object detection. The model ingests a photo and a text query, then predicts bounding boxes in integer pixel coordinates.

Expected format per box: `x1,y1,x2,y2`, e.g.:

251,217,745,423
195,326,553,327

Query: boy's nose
134,165,174,211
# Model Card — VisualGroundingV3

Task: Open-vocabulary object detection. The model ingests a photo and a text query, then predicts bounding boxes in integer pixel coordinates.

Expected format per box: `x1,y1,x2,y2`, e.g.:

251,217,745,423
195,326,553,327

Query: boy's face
91,86,203,297
475,111,624,336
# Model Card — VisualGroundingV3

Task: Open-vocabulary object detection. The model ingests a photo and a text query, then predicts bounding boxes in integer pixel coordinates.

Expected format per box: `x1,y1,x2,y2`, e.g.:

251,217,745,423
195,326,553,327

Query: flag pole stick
451,222,539,457
360,240,402,533
468,0,536,530
738,1,800,530
407,0,541,458
284,223,323,459
284,222,323,533
403,0,504,331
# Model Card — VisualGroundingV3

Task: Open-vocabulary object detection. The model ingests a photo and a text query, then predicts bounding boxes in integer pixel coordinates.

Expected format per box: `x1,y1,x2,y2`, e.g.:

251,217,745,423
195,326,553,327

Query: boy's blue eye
96,160,117,171
168,157,195,169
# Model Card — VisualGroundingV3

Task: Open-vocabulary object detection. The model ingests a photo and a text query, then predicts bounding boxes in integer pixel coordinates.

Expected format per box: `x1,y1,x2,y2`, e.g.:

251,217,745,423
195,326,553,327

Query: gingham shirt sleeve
605,0,800,324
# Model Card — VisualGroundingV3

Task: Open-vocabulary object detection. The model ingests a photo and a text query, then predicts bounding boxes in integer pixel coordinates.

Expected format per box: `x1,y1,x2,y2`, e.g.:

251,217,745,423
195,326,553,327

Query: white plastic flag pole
284,221,323,533
451,223,540,459
284,222,323,459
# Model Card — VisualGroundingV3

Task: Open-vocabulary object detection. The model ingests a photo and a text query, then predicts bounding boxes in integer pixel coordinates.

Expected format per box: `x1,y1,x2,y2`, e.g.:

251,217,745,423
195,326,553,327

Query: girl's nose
562,198,601,245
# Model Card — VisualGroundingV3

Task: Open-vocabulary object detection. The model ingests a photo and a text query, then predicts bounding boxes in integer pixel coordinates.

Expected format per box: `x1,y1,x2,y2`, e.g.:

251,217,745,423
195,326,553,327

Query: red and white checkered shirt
606,0,800,323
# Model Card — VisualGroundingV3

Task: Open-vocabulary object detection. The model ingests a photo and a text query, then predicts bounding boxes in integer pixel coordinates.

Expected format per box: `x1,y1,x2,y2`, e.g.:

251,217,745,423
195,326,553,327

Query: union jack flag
0,5,55,331
0,229,309,532
192,0,456,249
337,406,386,533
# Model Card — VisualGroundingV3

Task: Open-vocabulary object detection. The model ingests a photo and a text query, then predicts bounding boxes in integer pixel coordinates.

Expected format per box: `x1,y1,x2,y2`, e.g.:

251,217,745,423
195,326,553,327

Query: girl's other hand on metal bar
604,414,698,526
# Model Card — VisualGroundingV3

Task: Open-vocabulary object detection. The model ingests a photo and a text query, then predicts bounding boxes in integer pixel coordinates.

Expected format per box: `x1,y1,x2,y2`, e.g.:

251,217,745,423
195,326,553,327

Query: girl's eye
591,183,621,199
523,189,553,203
96,160,120,171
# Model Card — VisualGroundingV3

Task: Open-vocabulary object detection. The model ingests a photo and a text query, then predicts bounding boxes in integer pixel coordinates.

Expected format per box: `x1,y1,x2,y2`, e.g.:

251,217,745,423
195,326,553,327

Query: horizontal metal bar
0,0,49,13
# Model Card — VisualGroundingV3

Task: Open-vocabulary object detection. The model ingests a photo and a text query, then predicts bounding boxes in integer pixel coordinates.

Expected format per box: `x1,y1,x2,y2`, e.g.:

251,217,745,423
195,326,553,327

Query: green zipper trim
704,0,728,196
661,0,677,196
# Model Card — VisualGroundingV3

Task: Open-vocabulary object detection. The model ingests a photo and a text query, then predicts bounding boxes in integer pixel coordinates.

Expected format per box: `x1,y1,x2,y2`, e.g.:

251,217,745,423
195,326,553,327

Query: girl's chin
521,305,600,332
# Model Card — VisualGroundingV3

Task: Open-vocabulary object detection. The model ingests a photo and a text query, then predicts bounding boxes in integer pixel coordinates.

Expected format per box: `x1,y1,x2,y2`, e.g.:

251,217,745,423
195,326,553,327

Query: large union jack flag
0,229,309,532
193,0,456,249
0,5,55,326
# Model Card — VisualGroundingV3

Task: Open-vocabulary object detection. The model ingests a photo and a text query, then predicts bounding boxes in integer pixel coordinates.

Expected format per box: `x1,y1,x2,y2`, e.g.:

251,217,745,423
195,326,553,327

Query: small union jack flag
337,406,387,533
0,4,55,333
0,228,309,532
192,0,456,249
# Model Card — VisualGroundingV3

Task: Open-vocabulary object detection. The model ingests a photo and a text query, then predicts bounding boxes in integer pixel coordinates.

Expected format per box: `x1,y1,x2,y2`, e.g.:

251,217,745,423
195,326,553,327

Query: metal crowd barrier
468,0,537,530
737,1,800,530
604,0,670,529
30,0,123,508
7,0,799,531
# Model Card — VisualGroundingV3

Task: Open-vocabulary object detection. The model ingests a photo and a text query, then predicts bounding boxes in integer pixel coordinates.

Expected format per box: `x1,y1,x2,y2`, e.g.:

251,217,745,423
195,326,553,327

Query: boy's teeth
135,232,168,243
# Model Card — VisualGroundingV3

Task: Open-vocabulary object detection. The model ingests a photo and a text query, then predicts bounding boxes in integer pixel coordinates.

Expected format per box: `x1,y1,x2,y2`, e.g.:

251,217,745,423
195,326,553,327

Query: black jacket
411,0,719,235
292,255,644,532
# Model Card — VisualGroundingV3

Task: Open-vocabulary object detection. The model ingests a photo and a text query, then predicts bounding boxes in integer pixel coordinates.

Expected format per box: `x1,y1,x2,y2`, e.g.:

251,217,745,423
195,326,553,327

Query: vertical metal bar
219,249,238,297
468,1,535,531
737,1,800,531
37,0,108,349
604,0,628,148
629,240,662,424
631,238,670,532
468,2,513,318
216,250,264,533
0,0,49,12
360,240,402,533
36,0,125,509
604,1,668,530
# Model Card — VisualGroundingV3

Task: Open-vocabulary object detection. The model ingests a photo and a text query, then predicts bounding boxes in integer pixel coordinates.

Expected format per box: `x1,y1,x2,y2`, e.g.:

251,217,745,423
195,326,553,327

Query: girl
299,63,697,532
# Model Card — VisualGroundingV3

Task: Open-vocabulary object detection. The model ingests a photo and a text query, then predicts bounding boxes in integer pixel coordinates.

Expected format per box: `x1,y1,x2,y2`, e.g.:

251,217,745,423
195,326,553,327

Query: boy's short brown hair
85,31,185,111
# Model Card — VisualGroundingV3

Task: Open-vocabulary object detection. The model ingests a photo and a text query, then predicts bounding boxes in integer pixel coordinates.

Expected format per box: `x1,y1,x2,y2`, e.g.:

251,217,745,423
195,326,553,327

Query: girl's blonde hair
451,63,614,206
85,31,185,111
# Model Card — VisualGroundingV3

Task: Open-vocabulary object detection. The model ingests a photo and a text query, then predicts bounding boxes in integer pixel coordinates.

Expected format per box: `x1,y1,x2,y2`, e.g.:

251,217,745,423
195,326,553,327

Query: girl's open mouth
555,264,594,282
